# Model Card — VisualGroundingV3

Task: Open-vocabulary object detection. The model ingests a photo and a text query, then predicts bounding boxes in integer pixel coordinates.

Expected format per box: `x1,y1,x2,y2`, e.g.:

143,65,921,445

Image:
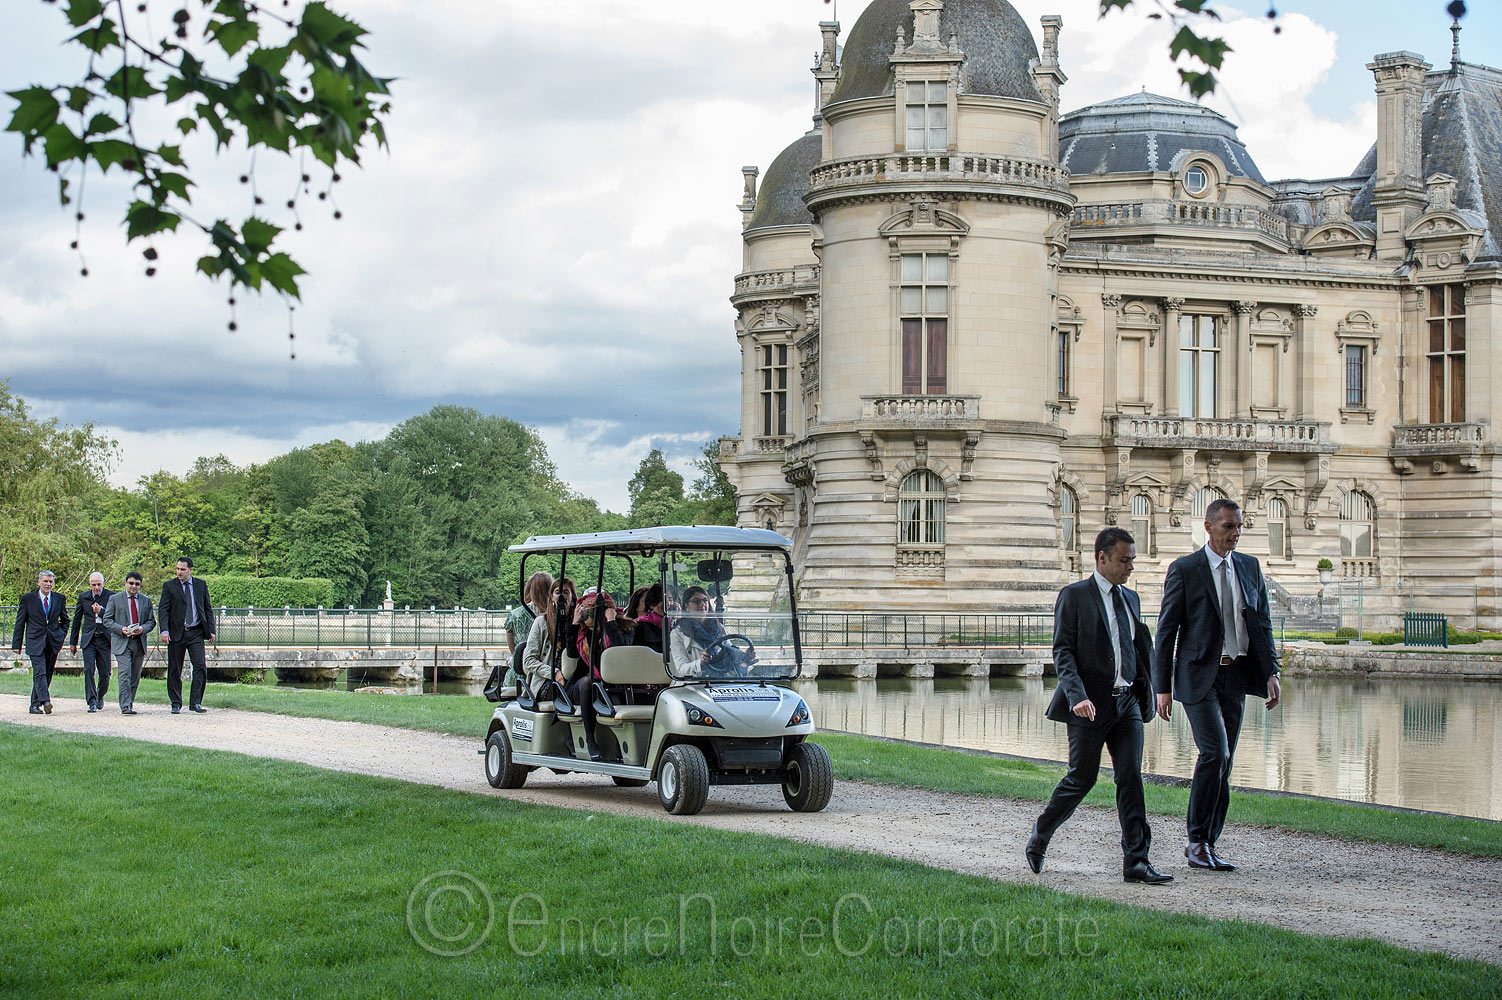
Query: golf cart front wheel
485,730,528,789
657,744,710,815
782,741,833,812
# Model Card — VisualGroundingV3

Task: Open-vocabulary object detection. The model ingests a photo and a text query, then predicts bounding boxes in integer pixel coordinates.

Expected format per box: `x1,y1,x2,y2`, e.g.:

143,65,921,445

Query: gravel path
6,693,1499,966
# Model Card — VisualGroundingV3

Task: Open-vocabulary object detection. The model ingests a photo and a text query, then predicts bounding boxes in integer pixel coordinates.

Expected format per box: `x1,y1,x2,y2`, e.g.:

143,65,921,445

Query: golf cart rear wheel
485,730,528,789
782,741,833,812
657,744,709,815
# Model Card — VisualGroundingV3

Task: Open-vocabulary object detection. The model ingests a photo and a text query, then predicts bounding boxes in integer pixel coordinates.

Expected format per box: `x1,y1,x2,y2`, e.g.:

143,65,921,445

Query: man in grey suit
102,572,155,715
69,572,116,712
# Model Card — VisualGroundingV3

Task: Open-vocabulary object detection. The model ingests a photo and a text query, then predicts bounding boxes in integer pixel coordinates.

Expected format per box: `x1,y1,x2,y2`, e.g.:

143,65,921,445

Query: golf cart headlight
684,703,723,729
786,700,810,727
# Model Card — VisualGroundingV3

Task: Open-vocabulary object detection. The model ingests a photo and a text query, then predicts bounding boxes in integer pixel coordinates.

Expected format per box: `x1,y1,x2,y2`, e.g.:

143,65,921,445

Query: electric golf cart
483,525,832,816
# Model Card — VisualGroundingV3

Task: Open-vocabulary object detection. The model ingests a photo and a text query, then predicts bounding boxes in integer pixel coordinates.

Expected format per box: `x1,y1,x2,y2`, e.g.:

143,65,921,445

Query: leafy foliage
197,573,334,607
1097,0,1253,98
6,0,392,306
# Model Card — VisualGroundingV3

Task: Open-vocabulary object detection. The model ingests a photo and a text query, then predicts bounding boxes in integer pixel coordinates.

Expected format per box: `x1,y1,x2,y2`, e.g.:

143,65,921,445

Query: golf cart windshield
665,548,798,682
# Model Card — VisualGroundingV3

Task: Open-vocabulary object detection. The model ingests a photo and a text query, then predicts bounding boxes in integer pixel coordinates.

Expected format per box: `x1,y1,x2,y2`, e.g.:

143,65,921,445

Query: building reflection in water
792,676,1502,821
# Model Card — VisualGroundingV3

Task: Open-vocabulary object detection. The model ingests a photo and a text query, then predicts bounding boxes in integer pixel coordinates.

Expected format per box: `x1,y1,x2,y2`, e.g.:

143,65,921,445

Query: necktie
1220,558,1240,658
184,580,196,627
1110,585,1135,685
130,595,139,625
42,594,49,616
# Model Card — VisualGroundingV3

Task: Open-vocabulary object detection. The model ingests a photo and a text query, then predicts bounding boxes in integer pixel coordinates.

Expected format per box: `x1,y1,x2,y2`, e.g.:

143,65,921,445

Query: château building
719,0,1502,622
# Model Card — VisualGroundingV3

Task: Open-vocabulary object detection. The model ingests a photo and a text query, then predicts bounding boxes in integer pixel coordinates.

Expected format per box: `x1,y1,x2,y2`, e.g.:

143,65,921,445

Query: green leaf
164,75,196,104
300,2,367,55
1179,68,1218,99
65,86,94,113
5,87,62,138
155,171,194,202
104,66,161,101
70,19,121,54
196,103,234,148
83,112,121,137
177,117,198,135
58,175,71,207
260,252,306,298
207,17,259,58
197,254,227,279
1169,25,1231,69
241,217,282,256
64,0,104,28
247,44,293,77
89,138,140,172
124,200,182,240
157,143,185,166
41,122,86,168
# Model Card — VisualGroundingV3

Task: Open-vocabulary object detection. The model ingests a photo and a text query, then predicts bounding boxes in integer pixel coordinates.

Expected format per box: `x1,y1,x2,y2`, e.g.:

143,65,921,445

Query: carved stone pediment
1303,220,1375,258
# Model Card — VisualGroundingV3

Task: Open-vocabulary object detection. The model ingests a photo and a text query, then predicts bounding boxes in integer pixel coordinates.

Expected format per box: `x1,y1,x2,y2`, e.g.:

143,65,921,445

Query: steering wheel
701,633,757,677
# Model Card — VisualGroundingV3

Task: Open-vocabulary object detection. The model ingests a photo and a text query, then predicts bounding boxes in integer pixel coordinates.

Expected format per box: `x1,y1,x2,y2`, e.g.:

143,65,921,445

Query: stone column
1102,293,1122,411
1293,304,1318,419
1232,300,1256,418
1162,297,1184,415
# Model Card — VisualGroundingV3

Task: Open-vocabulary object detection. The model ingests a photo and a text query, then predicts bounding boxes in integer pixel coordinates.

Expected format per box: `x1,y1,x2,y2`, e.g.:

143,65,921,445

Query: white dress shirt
1202,543,1249,657
1091,571,1134,688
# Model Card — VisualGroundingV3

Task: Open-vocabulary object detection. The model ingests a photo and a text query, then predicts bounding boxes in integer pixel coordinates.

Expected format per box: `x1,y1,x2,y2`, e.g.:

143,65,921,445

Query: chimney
1367,51,1430,258
813,21,841,114
739,166,759,230
1032,16,1066,162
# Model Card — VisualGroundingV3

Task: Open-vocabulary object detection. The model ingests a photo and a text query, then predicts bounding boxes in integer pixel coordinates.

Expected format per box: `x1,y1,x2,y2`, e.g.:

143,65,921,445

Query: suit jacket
11,590,70,657
1047,576,1155,730
68,588,115,647
158,576,215,642
1152,548,1280,705
102,590,156,657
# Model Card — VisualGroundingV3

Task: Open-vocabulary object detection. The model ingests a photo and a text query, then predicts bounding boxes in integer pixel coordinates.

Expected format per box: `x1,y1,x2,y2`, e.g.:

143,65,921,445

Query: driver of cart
669,586,756,677
522,577,576,697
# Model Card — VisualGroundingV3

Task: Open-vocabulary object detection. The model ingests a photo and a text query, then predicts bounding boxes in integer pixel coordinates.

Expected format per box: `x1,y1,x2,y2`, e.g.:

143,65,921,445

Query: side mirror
697,559,733,583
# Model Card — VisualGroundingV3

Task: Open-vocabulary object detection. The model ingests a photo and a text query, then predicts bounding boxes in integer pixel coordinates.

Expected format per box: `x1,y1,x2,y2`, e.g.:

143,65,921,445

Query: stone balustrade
1071,199,1290,241
752,435,790,453
807,153,1071,200
1341,557,1379,579
783,437,815,465
732,264,819,298
1104,413,1332,453
861,395,981,425
1391,422,1485,448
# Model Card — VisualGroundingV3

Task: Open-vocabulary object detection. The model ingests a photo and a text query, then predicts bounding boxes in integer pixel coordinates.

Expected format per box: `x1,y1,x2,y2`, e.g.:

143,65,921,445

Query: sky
1,0,1495,513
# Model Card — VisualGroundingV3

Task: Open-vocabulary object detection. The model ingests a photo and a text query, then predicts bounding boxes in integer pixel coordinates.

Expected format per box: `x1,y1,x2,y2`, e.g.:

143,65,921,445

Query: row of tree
0,383,735,608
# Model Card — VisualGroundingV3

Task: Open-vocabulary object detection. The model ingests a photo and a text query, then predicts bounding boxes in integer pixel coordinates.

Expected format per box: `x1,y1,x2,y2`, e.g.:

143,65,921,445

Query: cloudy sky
2,0,1494,512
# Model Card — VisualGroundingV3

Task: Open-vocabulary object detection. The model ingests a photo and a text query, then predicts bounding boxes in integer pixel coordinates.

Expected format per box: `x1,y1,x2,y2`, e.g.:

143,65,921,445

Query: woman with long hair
521,577,575,697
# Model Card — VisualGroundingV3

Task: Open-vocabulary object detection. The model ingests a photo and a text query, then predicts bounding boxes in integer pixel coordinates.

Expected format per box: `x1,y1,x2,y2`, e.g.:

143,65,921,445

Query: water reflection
793,676,1502,821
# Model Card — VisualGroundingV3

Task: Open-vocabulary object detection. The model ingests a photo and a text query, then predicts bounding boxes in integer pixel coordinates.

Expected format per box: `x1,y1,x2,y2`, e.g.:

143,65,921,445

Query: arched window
1340,491,1375,558
1131,494,1152,554
898,470,946,546
1059,487,1078,554
1268,497,1289,559
1191,486,1226,547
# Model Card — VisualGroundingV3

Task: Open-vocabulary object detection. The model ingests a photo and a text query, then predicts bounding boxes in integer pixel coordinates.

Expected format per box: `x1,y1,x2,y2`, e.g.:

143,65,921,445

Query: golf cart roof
509,525,791,555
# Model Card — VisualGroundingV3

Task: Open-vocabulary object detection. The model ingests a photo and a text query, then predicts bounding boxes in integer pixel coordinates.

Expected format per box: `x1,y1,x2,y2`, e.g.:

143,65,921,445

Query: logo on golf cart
511,718,534,742
708,687,781,703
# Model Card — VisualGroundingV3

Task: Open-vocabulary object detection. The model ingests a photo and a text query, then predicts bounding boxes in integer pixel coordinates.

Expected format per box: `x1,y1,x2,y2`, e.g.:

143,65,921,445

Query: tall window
1191,486,1226,547
1060,487,1078,557
898,470,946,546
1339,491,1375,559
900,253,948,395
1344,345,1368,408
904,81,948,151
1057,326,1071,398
1268,497,1289,559
1427,284,1466,423
1179,314,1218,418
760,344,788,437
1131,494,1152,554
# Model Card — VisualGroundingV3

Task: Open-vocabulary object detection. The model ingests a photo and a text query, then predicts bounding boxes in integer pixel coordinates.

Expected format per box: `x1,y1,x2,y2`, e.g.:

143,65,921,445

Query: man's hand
91,603,102,616
207,633,215,643
1071,698,1096,721
1156,693,1173,721
553,669,565,686
1265,675,1282,710
10,647,19,655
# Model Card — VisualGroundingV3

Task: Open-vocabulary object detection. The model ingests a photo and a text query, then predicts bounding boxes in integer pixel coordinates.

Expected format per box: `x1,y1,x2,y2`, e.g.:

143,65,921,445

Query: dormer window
1183,165,1209,196
905,81,948,151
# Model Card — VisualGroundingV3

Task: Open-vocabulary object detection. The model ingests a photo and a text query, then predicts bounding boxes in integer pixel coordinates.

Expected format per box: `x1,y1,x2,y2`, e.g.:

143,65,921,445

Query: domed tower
723,1,1076,610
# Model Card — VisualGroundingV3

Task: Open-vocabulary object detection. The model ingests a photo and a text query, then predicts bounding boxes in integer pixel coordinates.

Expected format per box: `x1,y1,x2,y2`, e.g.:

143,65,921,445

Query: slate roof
827,0,1042,105
746,130,823,231
1058,92,1266,183
1348,61,1502,259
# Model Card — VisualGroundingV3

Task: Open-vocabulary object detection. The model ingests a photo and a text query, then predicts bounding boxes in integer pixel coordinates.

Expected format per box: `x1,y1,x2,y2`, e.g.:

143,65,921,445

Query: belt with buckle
1112,685,1132,696
1220,655,1237,665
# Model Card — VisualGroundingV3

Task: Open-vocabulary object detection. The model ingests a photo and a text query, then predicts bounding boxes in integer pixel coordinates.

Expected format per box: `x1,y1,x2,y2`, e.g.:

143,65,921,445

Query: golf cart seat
595,646,670,725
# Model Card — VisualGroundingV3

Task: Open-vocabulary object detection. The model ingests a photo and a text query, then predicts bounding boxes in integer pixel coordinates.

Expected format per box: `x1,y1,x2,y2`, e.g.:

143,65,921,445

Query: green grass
6,669,1500,858
0,726,1496,999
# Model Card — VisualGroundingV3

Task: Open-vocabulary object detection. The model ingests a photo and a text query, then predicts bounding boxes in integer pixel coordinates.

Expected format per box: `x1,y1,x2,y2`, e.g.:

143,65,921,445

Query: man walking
1027,528,1171,885
11,570,70,715
103,572,155,714
69,572,116,712
1153,498,1282,872
157,557,215,714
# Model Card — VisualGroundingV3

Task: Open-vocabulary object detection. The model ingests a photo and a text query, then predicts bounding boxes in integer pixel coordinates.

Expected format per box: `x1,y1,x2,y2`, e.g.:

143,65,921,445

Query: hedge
198,575,336,609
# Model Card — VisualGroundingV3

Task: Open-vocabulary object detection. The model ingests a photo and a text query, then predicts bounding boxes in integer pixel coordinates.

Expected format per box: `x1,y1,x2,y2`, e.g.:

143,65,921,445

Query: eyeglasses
688,598,710,607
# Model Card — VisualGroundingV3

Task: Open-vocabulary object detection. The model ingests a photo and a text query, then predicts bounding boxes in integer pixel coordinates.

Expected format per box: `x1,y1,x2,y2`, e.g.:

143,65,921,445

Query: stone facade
722,2,1502,623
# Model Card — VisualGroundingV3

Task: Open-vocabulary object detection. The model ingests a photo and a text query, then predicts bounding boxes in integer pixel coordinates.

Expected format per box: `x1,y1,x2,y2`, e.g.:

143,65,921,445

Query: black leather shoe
88,705,98,713
122,709,137,715
1185,842,1216,869
171,706,181,714
1025,832,1048,875
29,708,43,714
43,702,52,715
189,705,207,714
1123,862,1174,885
1207,845,1237,872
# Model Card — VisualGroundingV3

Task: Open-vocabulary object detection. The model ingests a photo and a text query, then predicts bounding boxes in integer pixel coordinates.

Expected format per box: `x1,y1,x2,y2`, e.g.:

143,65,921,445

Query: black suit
11,589,70,712
1153,547,1280,846
158,576,215,710
69,588,115,709
1034,575,1156,868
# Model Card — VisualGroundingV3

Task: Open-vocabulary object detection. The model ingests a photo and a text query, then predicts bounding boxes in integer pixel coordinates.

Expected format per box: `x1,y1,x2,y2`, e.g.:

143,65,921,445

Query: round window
1184,166,1209,196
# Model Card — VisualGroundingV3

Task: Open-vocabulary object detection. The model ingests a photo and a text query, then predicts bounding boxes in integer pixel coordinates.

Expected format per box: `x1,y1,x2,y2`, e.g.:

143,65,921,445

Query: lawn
0,726,1496,1000
5,669,1500,859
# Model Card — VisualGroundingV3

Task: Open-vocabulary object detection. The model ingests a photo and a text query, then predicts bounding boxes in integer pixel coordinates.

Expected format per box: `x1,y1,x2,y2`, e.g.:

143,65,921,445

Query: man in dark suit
69,572,116,712
157,556,215,714
1153,498,1282,872
102,571,155,714
11,570,70,714
1027,527,1172,885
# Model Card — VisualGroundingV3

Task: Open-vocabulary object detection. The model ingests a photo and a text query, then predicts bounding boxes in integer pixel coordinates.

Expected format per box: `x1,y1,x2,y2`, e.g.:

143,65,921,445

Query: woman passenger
521,577,576,698
631,583,665,653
